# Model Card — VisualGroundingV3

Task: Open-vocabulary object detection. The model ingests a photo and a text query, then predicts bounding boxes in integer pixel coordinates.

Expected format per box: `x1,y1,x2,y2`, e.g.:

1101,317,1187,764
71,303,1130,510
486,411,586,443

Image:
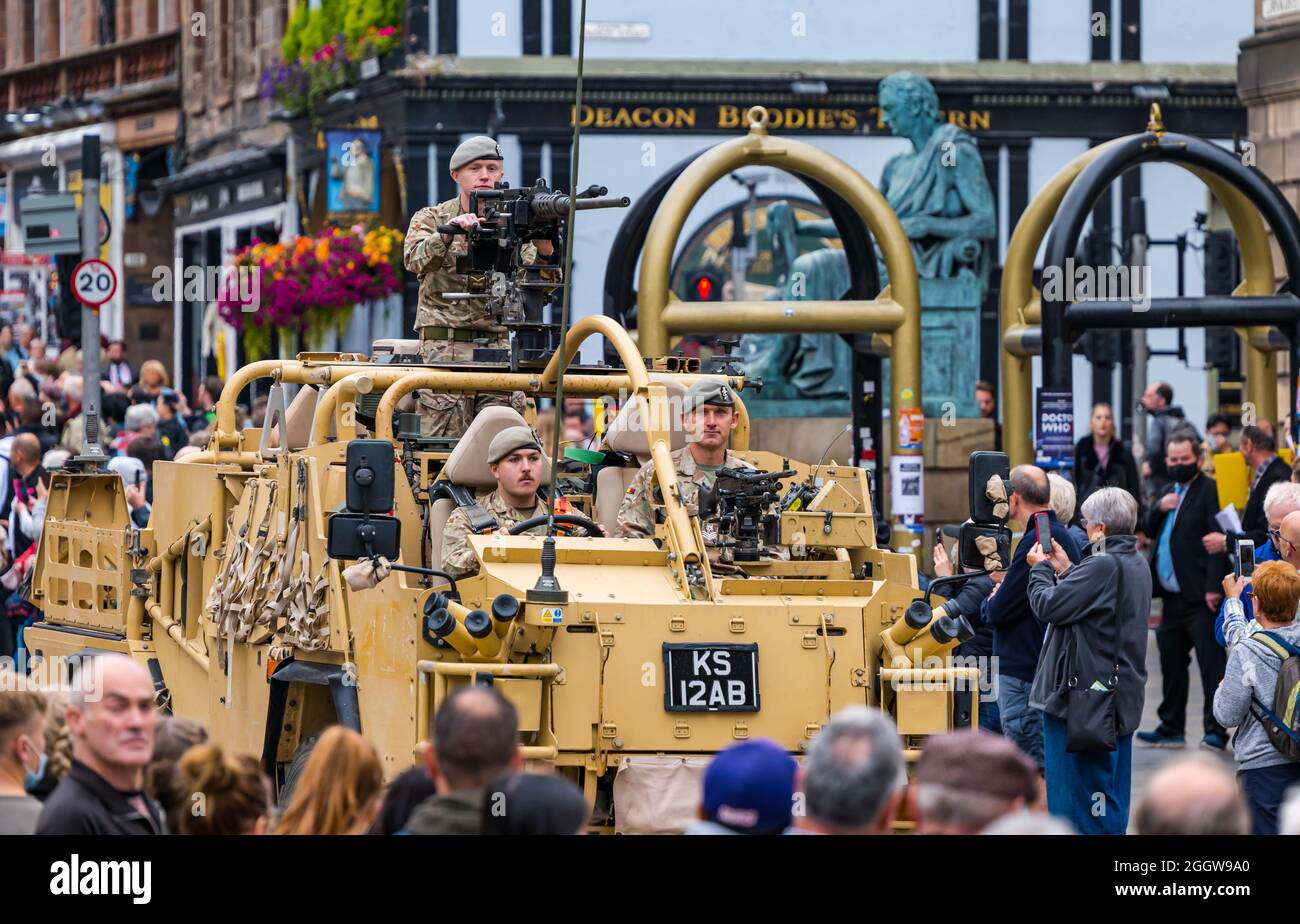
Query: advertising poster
890,454,925,517
1036,388,1074,470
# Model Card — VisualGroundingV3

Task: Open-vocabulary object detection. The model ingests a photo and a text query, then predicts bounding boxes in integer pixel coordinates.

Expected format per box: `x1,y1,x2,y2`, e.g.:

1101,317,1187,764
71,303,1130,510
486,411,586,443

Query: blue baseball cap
701,739,797,834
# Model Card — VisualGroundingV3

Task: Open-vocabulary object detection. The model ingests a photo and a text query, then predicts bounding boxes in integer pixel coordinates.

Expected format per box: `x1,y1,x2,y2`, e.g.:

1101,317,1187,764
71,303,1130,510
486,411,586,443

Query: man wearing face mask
1139,431,1231,751
0,687,48,834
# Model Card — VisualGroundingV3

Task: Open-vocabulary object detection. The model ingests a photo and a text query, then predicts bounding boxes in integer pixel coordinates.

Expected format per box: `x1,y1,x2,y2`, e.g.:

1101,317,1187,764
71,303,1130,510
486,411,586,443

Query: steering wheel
505,513,604,536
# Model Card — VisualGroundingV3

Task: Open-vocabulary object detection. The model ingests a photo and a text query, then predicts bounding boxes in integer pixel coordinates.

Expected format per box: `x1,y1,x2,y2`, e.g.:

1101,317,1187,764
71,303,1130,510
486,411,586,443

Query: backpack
1249,631,1300,760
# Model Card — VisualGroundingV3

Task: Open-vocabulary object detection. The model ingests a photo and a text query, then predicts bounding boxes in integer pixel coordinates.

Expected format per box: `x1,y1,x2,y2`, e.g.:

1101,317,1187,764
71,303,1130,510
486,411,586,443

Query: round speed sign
72,258,117,307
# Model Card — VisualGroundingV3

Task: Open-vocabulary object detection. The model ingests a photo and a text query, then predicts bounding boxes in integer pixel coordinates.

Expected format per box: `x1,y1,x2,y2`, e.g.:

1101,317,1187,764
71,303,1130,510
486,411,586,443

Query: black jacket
946,574,995,660
1073,436,1141,512
1240,455,1290,549
35,760,167,835
982,512,1084,683
1145,472,1229,605
1027,535,1151,735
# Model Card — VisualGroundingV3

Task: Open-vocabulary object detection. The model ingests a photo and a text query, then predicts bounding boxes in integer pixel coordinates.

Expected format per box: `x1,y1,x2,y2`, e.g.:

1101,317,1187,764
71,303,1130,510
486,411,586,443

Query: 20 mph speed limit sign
72,258,117,307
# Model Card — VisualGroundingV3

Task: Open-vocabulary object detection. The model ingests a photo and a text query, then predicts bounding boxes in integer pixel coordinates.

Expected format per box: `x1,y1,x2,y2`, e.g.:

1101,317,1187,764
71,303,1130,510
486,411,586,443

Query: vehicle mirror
968,450,1011,524
958,522,1012,573
346,440,395,513
327,513,401,561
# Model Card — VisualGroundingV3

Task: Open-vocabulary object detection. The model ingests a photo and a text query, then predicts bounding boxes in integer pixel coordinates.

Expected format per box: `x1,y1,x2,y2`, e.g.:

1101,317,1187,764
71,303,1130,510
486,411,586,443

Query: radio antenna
536,0,589,598
810,422,852,483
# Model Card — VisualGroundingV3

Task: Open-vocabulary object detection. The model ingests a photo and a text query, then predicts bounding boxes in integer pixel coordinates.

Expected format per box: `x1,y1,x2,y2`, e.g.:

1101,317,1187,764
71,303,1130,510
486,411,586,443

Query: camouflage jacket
404,197,542,331
616,447,754,546
441,490,585,579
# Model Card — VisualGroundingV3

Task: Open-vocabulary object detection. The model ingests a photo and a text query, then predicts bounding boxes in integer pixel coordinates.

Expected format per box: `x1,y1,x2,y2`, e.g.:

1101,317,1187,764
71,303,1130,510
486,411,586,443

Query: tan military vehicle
24,314,1011,831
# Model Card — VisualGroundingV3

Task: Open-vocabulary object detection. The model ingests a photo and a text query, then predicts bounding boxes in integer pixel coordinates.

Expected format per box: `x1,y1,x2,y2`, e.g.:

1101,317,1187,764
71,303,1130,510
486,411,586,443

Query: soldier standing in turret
403,137,556,437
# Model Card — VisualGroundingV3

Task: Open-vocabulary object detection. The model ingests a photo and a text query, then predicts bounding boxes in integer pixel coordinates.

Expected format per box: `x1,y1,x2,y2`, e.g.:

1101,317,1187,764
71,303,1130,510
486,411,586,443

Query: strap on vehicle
432,481,498,533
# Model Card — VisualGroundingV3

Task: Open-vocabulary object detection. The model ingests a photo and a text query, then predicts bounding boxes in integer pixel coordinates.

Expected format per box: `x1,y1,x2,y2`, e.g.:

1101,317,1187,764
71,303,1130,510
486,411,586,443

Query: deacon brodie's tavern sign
570,104,993,132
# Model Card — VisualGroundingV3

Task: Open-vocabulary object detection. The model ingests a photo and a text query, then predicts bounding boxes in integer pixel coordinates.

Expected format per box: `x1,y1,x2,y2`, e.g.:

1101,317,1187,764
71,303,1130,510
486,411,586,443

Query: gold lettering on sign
969,110,991,130
572,105,696,128
573,103,866,131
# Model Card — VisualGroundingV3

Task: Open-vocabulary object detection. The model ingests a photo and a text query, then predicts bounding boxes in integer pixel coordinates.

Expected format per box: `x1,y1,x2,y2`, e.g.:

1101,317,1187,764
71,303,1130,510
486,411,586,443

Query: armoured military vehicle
23,310,1012,829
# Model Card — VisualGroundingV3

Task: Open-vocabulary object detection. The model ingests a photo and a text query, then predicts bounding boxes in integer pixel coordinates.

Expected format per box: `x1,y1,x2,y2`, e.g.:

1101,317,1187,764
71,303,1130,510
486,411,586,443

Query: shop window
23,0,37,64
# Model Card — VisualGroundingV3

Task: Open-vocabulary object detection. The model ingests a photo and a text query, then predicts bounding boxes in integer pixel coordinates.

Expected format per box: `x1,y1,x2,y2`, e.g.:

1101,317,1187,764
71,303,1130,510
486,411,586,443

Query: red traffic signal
688,271,720,301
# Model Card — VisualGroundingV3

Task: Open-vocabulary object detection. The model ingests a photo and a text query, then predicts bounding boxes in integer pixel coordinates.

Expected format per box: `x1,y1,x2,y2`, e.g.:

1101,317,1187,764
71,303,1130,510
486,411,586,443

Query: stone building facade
0,0,181,360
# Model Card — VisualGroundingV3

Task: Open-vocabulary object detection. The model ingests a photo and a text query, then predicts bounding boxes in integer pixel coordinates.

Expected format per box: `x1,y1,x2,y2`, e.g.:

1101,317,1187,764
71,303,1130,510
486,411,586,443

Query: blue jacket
981,511,1083,683
1213,539,1280,646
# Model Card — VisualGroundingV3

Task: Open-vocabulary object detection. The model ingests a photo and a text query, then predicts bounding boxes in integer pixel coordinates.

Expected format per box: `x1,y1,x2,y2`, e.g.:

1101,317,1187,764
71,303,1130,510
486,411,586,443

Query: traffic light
1204,229,1239,296
1083,329,1120,366
1205,327,1240,373
687,270,721,301
1204,230,1241,375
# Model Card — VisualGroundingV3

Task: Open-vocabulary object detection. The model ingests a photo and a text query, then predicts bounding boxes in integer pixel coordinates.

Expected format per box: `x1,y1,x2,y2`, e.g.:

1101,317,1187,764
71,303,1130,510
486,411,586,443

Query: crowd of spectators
0,328,234,660
950,378,1300,835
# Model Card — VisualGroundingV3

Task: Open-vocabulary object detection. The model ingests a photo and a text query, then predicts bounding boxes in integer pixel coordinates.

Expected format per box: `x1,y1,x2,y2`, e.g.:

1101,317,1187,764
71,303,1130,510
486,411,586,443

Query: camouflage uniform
616,446,754,547
403,197,542,437
441,490,586,579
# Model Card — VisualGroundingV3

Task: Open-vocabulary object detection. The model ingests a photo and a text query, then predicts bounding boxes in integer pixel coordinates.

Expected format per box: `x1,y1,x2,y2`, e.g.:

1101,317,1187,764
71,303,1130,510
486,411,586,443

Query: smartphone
1237,539,1256,579
934,528,944,549
1032,510,1051,552
12,478,26,505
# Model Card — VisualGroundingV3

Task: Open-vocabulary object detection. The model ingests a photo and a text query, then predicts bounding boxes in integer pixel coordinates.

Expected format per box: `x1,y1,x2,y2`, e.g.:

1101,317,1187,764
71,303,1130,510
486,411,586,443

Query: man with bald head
404,684,523,835
37,655,166,834
981,464,1083,768
1133,755,1249,835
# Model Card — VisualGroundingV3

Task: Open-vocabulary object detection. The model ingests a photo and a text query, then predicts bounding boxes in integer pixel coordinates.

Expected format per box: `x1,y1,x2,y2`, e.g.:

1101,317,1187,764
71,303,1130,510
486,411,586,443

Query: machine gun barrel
529,192,631,220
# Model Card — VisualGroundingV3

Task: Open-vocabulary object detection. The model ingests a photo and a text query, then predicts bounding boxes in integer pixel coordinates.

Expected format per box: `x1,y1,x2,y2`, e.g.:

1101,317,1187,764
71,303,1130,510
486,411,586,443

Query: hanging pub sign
326,129,382,214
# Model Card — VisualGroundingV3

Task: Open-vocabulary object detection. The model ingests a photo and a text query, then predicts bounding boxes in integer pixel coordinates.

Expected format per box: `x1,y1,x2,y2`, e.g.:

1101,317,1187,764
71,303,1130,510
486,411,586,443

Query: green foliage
344,0,389,44
283,0,402,64
282,2,310,63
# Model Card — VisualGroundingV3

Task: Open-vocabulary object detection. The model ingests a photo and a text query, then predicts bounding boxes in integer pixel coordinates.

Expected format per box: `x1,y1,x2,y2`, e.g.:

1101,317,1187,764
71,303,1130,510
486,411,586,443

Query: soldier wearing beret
616,380,757,553
440,426,602,580
403,137,556,438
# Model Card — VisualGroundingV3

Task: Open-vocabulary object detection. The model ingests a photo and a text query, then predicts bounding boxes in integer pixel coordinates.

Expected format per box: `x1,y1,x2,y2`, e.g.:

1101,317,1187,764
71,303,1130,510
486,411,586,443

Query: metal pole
79,134,105,462
1129,203,1149,457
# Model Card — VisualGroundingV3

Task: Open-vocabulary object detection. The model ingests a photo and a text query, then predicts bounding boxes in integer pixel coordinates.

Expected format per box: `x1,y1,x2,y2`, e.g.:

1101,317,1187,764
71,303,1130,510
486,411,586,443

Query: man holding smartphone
981,464,1083,768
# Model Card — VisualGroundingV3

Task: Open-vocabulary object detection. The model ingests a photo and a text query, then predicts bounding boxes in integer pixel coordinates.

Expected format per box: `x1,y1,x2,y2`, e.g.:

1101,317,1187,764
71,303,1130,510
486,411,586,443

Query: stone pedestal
920,275,984,420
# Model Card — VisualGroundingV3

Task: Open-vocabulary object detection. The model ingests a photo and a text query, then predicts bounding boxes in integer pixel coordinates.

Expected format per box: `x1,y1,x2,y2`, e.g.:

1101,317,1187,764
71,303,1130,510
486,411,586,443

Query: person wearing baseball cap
686,739,797,835
403,136,556,439
907,729,1040,834
616,379,760,558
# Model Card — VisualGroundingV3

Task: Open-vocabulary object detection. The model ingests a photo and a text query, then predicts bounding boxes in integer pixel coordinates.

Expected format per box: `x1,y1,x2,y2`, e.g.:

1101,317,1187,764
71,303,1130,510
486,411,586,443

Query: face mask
1167,462,1198,484
20,736,47,791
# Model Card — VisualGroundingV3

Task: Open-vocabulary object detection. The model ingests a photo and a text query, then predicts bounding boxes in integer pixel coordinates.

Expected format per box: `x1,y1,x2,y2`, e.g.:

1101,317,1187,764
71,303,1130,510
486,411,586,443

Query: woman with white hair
1025,487,1152,834
1047,472,1088,552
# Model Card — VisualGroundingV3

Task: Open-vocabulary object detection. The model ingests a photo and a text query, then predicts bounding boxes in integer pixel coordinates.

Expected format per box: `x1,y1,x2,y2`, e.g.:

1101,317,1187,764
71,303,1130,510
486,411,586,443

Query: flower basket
218,223,404,362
